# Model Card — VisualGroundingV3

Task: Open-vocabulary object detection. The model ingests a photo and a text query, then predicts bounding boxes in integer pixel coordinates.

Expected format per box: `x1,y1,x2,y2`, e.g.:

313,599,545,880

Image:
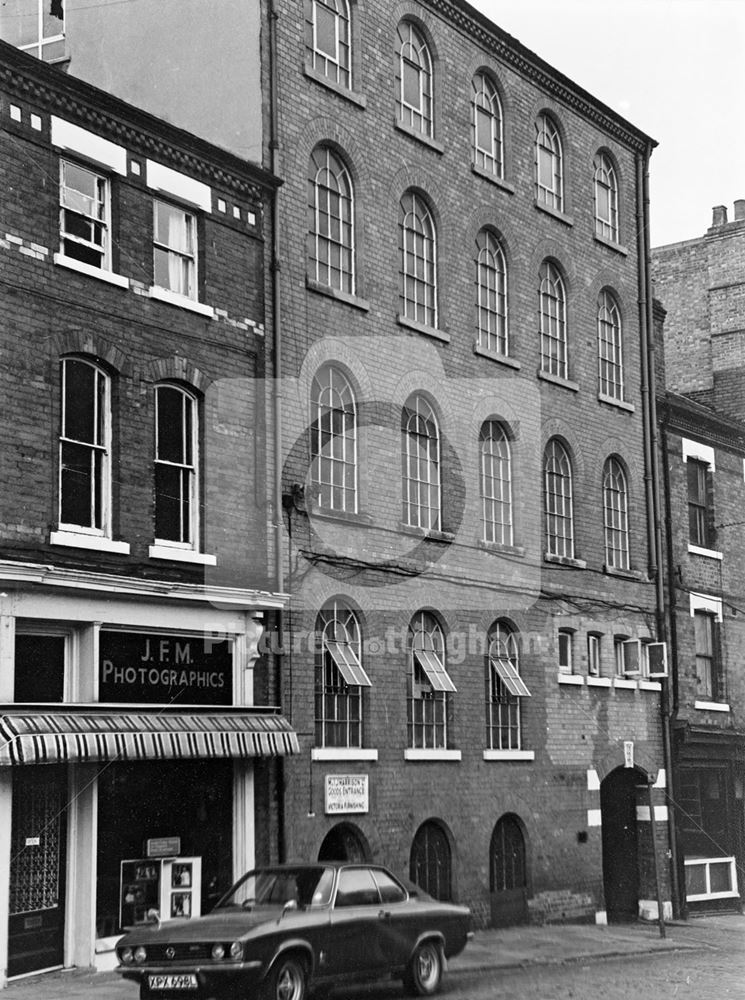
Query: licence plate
148,974,198,990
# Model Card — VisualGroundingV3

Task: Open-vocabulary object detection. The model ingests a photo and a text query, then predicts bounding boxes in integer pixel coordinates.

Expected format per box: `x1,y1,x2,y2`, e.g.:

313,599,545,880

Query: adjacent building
0,40,296,984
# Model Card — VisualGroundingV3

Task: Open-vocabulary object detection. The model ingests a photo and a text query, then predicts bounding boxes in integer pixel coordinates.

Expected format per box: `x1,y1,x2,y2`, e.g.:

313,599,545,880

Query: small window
687,459,713,548
598,290,624,400
539,261,567,379
535,113,563,211
694,610,723,702
402,395,440,532
472,73,503,177
614,636,635,677
306,0,351,88
308,145,355,294
476,229,508,355
399,190,437,327
396,21,433,137
153,200,197,300
558,629,573,674
587,634,601,677
594,152,619,242
154,385,198,548
60,159,110,269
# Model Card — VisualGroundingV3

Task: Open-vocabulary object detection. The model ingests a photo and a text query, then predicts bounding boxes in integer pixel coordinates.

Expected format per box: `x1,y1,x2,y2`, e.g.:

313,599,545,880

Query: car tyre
262,953,308,1000
403,939,443,996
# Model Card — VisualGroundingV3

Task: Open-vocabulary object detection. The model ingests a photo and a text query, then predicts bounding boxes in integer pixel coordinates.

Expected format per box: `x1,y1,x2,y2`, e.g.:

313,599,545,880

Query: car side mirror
279,899,298,921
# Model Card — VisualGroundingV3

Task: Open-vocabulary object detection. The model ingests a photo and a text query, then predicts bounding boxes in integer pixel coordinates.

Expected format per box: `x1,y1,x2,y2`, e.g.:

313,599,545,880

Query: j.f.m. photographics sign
99,630,232,705
324,774,369,814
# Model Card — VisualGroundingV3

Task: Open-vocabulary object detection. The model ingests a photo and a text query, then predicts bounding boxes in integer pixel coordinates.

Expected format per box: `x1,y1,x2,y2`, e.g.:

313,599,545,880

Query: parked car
117,862,472,1000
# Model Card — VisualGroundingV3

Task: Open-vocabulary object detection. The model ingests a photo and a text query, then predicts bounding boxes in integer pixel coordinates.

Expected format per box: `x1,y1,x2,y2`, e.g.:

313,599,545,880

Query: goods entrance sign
324,774,369,814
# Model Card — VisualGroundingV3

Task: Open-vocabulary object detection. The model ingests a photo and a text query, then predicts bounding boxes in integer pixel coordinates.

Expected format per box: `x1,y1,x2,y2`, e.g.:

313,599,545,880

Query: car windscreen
216,867,334,910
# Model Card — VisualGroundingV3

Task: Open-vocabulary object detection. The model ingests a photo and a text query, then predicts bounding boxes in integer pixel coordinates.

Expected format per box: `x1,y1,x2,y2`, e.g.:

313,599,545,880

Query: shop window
408,611,454,750
14,633,65,702
305,0,351,88
310,365,357,513
154,384,199,549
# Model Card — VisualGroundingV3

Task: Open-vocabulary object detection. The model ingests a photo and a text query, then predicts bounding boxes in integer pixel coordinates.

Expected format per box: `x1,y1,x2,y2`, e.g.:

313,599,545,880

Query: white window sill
50,530,130,555
54,252,129,289
558,673,584,685
483,749,535,761
148,544,217,566
587,676,612,687
598,392,635,414
694,700,730,712
639,679,662,692
311,748,379,761
688,544,723,560
148,285,215,318
404,749,461,761
614,678,638,689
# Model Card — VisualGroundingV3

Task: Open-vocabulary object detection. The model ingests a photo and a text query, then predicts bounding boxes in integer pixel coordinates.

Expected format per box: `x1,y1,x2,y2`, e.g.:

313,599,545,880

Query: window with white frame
614,635,634,677
60,159,110,270
587,633,601,677
305,0,351,88
544,439,574,558
153,200,197,300
535,113,563,211
603,456,630,570
154,384,198,548
476,229,508,355
1,0,65,61
399,190,437,327
480,420,512,546
558,629,574,674
539,261,568,379
594,152,619,242
315,601,370,748
402,394,440,531
472,73,503,177
687,458,713,549
396,20,433,137
598,290,624,400
308,145,355,294
310,365,357,512
487,621,529,750
694,609,724,702
59,357,111,535
408,611,454,750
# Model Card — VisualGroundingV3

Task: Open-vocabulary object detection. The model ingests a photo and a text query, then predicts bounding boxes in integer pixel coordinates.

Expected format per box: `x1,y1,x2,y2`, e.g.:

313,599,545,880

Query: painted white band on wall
147,159,212,212
51,117,127,175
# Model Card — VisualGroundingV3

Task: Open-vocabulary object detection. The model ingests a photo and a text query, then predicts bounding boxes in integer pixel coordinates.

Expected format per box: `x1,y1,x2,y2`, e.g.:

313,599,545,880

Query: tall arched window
476,229,508,355
396,20,433,136
535,113,563,211
597,290,624,400
544,439,574,558
472,73,503,177
402,395,440,531
539,261,567,379
603,457,630,570
480,421,512,545
408,611,455,750
399,190,437,327
594,152,619,242
309,145,355,293
315,601,370,748
410,821,452,901
154,384,198,548
487,621,530,751
305,0,351,88
310,365,357,512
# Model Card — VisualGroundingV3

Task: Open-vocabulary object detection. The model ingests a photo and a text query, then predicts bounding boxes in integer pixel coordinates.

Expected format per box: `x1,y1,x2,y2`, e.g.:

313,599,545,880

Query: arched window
59,357,111,535
594,152,619,242
480,421,512,545
410,821,452,901
308,145,355,293
408,611,455,750
396,20,433,136
544,439,574,558
476,229,508,355
598,290,624,400
603,457,630,570
472,73,503,177
539,261,567,379
402,395,440,531
487,622,530,751
315,601,370,749
399,190,437,327
154,384,198,548
305,0,351,88
535,113,563,211
310,365,357,512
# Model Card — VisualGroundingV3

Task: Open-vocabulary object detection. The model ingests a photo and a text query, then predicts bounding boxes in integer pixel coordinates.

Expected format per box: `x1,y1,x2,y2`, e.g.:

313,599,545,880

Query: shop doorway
318,823,370,862
8,766,68,978
410,820,452,901
600,767,641,922
489,813,528,927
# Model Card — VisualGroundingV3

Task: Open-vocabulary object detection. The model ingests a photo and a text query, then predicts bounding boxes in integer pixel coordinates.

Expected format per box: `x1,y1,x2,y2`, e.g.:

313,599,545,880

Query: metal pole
647,775,666,938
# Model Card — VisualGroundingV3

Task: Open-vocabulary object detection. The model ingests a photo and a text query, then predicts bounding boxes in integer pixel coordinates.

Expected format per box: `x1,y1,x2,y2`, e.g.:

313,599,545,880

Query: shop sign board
624,741,634,768
147,837,181,858
324,774,369,814
99,630,232,705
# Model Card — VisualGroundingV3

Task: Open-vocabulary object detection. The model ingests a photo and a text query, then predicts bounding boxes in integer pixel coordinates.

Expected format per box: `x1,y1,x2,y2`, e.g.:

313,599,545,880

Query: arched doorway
600,767,641,922
489,813,528,927
318,823,369,863
410,820,452,901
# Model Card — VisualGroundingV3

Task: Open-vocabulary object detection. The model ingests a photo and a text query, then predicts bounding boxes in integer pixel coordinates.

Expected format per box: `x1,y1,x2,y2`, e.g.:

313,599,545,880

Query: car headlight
120,947,133,965
212,943,225,961
134,946,147,964
229,941,243,960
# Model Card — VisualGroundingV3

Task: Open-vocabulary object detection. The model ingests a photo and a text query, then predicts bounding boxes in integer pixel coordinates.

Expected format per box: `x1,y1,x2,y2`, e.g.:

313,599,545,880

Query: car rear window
335,868,380,907
372,869,407,903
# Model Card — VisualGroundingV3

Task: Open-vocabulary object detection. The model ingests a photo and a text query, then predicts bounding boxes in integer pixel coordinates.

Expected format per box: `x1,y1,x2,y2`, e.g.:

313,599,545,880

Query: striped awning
0,709,300,766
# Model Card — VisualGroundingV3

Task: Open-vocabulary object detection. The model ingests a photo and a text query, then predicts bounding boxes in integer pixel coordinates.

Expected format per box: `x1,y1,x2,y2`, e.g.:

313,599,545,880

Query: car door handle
378,910,391,922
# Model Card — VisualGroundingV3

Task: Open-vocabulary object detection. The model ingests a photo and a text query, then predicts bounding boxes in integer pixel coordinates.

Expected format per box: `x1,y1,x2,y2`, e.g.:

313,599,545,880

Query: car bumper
118,960,264,999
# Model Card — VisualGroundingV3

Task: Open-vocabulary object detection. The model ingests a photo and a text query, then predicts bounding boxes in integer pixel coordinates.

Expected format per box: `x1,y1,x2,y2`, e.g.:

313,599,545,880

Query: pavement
2,913,743,998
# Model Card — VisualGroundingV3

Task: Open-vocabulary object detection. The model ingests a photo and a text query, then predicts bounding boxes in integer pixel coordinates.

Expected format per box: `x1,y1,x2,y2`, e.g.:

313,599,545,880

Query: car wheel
404,939,443,996
262,954,308,1000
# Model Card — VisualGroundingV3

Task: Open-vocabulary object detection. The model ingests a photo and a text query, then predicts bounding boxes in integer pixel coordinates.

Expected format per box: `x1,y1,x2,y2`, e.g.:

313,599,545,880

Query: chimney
712,205,728,227
734,199,745,222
